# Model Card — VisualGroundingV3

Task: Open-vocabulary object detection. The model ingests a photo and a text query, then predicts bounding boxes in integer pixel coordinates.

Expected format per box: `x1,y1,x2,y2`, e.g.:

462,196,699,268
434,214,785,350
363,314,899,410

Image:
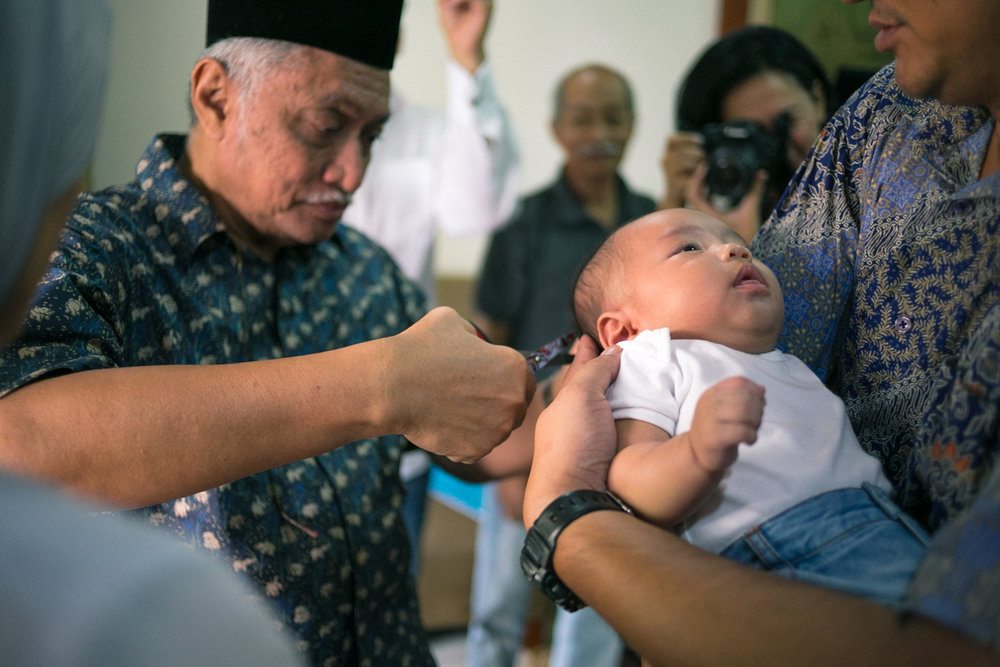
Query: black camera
700,115,789,212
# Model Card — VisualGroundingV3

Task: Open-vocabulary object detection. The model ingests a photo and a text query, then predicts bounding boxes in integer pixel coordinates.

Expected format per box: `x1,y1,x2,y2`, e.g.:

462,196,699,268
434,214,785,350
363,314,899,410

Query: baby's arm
607,376,764,529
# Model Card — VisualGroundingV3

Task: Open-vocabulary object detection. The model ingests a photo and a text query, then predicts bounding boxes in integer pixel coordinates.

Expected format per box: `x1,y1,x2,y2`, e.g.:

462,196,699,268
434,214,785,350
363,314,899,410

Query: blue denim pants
720,483,930,607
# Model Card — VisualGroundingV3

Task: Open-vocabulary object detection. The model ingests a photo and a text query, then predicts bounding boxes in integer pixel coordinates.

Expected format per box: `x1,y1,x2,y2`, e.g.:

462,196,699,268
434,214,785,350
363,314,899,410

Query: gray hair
187,37,305,125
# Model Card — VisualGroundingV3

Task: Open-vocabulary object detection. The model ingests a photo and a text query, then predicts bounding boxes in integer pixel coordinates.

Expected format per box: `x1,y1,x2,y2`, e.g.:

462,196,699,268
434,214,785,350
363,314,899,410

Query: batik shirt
752,65,1000,649
0,134,433,666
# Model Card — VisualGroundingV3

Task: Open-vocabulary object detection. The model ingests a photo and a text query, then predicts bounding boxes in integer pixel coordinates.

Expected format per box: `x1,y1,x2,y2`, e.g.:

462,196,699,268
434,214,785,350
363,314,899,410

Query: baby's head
573,208,784,354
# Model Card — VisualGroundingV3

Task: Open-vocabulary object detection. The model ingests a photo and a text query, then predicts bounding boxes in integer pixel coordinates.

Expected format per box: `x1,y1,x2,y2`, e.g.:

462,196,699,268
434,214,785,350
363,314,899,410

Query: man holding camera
469,63,655,667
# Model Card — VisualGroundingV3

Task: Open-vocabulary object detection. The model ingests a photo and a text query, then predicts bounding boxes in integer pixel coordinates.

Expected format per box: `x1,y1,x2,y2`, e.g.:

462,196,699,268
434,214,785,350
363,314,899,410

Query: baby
573,208,928,606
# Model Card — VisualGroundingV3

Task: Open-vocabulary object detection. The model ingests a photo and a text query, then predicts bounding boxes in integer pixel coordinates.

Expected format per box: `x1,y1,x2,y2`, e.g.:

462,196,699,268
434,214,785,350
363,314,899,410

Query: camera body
700,117,788,212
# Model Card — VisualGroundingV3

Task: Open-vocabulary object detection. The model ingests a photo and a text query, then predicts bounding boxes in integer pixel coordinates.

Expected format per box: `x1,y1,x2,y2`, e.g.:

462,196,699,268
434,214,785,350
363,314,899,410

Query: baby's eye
670,243,699,255
667,240,702,257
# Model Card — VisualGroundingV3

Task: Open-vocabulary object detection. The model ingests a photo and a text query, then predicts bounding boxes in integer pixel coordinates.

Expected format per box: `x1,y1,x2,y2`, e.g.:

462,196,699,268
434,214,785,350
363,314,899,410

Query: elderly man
0,0,532,663
521,0,1000,664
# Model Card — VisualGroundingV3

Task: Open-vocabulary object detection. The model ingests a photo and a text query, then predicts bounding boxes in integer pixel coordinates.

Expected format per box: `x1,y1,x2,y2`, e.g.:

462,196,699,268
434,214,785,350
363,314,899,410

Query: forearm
607,434,721,528
0,340,392,507
0,307,534,506
555,510,1000,667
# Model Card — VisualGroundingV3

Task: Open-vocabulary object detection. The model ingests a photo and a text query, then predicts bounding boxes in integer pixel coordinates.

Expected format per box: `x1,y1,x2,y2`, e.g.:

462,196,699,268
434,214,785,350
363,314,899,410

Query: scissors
471,323,576,375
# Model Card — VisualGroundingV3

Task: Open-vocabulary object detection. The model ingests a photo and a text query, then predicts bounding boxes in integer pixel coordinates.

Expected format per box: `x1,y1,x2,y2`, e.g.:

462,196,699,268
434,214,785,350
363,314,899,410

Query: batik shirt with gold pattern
0,134,434,666
752,65,1000,649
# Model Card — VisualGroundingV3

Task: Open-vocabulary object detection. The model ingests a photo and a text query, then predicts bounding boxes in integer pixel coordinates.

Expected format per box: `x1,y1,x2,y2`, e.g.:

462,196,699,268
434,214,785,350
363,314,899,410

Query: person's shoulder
69,135,191,241
66,183,149,245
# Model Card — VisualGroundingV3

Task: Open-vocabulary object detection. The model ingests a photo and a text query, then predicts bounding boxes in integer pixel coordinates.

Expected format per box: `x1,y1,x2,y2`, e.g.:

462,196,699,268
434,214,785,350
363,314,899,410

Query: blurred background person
343,0,519,580
468,63,655,667
660,25,831,242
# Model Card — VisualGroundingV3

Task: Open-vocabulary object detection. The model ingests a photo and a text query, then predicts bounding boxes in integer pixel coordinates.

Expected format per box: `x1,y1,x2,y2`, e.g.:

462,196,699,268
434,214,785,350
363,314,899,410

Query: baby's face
618,209,784,353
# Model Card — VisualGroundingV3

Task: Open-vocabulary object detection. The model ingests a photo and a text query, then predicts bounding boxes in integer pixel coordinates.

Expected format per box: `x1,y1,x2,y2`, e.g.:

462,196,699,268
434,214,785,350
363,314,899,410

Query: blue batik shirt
0,134,434,666
752,65,1000,649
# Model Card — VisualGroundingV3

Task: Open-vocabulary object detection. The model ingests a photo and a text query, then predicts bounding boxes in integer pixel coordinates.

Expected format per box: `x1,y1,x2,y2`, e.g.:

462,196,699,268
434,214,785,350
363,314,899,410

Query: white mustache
304,190,352,206
577,141,622,159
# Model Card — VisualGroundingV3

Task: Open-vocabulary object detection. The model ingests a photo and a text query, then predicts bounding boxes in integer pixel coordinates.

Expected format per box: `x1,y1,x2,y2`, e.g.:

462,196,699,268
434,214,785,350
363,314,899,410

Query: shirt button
895,316,912,333
952,200,974,216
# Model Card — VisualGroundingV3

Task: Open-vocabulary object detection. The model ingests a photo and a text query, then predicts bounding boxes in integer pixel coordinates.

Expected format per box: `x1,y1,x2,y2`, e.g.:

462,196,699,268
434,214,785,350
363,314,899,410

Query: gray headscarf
0,0,111,302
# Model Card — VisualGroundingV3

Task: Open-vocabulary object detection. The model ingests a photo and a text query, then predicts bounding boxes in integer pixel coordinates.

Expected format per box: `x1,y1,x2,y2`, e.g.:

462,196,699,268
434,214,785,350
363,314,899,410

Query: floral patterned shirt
0,134,433,666
753,64,1000,649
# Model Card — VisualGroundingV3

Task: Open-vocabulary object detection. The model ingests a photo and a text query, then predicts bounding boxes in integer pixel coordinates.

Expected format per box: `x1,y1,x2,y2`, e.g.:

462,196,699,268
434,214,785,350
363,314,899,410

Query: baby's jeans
719,483,929,607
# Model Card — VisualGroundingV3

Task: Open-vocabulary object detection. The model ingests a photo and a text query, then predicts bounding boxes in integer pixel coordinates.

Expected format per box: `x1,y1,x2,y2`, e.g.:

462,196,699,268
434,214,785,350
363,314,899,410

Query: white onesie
608,328,891,553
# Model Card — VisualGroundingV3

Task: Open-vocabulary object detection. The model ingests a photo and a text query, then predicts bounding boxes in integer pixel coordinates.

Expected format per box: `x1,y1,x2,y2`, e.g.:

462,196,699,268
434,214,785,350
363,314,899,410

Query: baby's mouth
734,264,766,288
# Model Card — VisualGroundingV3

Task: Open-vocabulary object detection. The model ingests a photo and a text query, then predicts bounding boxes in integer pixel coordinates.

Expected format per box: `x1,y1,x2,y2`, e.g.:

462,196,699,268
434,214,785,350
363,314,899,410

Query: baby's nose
720,242,752,260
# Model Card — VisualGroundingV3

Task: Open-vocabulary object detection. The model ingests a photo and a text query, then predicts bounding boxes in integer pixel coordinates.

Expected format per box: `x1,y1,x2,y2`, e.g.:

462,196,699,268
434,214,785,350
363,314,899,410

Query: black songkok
206,0,403,70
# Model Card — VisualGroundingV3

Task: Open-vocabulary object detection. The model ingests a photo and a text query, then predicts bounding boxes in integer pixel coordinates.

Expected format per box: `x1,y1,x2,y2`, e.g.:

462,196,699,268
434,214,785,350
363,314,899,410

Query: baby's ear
597,311,637,349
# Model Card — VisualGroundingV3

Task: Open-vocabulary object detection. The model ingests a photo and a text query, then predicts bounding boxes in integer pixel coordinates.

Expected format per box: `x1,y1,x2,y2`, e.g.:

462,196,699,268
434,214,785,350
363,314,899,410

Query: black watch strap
520,489,632,612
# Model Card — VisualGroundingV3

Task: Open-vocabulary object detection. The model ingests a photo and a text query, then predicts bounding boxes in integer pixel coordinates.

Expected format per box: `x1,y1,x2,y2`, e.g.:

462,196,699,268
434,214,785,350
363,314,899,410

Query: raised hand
660,131,705,209
523,337,622,527
437,0,492,72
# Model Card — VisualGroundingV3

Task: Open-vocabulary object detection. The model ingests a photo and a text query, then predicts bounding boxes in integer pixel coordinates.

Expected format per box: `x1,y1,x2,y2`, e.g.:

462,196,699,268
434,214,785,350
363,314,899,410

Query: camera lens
705,145,754,210
708,157,745,193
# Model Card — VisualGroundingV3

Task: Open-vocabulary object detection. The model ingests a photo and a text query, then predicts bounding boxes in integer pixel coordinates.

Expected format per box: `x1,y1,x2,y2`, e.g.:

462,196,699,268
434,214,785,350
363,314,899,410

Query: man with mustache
0,0,534,663
468,63,653,667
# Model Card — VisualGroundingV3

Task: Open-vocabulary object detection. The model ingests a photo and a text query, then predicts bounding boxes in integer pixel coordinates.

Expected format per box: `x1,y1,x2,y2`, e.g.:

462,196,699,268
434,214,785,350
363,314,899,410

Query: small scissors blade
469,321,576,376
521,331,576,375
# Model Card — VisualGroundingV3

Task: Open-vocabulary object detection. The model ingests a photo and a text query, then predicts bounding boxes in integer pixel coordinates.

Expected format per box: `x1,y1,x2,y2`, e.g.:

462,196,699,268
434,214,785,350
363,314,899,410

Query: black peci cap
206,0,403,70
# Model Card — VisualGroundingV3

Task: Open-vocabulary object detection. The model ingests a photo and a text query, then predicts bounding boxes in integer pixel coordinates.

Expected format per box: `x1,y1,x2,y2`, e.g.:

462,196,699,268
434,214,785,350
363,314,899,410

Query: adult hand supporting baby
523,335,621,528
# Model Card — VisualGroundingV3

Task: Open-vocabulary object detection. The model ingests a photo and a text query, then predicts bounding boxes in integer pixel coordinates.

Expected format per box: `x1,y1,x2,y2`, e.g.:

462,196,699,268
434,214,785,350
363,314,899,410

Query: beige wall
92,1,720,277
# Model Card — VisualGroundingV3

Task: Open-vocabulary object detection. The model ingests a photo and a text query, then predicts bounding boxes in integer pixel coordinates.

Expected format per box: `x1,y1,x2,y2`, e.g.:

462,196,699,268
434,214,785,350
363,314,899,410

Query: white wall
92,1,719,277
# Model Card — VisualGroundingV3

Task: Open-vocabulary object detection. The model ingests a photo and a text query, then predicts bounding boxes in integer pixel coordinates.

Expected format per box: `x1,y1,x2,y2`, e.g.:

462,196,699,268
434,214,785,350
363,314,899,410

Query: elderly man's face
217,47,390,249
552,69,634,182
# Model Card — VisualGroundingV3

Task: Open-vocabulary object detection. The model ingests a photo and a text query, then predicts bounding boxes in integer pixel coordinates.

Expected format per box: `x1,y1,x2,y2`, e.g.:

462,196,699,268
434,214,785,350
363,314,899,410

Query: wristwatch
520,489,632,612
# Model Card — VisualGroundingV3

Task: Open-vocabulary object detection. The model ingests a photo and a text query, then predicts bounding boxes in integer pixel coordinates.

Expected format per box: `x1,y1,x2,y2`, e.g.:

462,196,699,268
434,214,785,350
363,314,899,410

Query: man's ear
190,58,231,140
596,310,637,349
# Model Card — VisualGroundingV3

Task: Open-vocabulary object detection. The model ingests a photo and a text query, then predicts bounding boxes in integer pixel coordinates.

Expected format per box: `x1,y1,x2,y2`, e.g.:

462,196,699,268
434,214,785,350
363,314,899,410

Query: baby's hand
688,376,764,472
